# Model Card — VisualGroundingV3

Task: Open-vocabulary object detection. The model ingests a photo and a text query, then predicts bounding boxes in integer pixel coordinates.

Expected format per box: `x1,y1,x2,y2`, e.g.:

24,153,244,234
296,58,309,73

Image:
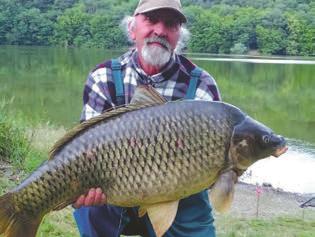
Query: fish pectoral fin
130,85,167,105
138,205,148,217
140,200,179,237
210,170,237,213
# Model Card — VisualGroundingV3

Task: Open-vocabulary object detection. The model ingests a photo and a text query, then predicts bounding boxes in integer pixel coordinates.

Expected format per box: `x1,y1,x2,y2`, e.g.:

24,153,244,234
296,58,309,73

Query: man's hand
73,188,107,208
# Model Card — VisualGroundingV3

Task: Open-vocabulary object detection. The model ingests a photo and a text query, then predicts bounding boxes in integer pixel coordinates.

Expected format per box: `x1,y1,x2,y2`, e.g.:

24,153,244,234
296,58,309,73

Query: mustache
144,36,171,51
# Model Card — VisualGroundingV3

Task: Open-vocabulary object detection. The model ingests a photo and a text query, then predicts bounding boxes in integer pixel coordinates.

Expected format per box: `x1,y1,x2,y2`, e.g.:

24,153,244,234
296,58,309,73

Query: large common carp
0,86,287,237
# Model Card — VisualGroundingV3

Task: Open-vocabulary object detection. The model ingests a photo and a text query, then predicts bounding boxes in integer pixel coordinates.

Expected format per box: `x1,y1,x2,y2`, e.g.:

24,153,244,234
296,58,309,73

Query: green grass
0,114,29,168
38,207,79,237
216,215,315,237
0,100,47,171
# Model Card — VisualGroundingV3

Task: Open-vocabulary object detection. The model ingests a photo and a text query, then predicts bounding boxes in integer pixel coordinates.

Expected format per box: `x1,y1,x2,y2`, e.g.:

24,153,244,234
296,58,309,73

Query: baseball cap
134,0,187,23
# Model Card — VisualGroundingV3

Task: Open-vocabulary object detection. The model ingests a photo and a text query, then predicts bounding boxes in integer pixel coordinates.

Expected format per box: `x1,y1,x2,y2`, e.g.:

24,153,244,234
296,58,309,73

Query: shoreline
219,181,315,219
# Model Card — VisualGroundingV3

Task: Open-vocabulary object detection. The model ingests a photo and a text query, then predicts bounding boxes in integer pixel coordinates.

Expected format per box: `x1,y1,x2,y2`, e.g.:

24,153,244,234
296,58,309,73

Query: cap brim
134,7,187,23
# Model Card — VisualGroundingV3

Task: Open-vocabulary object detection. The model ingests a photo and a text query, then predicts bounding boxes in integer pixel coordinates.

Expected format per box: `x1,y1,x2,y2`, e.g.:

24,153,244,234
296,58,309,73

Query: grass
0,113,30,168
216,214,315,237
38,207,79,237
0,105,314,237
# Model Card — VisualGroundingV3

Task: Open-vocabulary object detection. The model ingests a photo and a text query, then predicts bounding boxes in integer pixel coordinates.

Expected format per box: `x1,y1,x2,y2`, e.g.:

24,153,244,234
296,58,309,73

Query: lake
1,46,315,193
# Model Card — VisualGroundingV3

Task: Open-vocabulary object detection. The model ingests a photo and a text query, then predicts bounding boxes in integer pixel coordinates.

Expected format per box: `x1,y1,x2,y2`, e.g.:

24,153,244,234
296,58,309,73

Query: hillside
0,0,314,56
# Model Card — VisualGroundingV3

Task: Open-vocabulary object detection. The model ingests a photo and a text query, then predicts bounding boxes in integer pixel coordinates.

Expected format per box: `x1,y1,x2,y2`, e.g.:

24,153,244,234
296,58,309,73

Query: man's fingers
94,188,104,205
72,188,106,208
101,193,106,204
73,194,85,209
84,188,96,206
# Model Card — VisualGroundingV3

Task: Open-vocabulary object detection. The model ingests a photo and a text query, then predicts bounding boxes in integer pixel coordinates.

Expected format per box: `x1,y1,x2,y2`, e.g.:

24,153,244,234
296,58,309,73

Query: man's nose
153,21,168,36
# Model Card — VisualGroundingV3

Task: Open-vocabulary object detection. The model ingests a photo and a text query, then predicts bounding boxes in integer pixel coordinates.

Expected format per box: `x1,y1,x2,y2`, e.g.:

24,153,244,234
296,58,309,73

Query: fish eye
262,135,270,143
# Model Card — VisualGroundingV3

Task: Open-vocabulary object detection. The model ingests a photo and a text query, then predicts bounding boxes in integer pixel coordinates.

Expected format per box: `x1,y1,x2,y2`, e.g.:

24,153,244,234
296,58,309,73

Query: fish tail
0,192,42,237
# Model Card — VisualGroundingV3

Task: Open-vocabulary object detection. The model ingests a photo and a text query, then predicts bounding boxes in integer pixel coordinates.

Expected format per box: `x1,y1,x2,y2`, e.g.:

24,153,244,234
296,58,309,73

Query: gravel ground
218,182,315,219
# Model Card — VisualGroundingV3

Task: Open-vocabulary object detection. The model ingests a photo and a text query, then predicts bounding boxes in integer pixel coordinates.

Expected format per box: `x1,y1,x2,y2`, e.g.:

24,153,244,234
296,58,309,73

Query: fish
0,86,287,237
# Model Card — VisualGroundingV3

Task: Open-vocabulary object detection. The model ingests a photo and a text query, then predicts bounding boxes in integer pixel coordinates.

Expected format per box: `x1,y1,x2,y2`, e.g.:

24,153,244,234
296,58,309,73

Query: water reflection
190,57,315,65
288,138,315,156
241,138,315,194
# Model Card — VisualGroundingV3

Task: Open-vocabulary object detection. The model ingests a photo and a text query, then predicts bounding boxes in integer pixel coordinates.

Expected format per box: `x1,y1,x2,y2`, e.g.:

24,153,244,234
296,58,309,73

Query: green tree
54,5,91,47
7,8,54,45
53,0,78,11
230,42,247,54
29,0,54,12
189,8,232,53
89,15,127,49
286,13,315,55
0,0,314,55
286,14,305,55
0,0,23,44
229,7,260,50
256,26,287,55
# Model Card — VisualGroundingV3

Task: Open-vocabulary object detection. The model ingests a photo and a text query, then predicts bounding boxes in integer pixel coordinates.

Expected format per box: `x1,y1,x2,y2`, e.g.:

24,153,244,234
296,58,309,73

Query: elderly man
73,0,220,236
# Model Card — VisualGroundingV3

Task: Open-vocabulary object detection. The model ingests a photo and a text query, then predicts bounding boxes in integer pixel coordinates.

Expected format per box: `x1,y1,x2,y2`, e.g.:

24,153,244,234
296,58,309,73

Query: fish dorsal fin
139,200,179,237
49,86,165,159
130,85,167,105
49,105,146,158
210,170,238,213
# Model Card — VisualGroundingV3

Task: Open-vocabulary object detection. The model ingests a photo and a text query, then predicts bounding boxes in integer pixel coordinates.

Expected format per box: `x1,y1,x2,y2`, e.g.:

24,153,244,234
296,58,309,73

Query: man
73,0,221,236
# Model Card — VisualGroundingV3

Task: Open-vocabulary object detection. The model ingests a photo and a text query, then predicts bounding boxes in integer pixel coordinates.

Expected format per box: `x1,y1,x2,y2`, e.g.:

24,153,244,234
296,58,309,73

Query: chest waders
73,59,215,237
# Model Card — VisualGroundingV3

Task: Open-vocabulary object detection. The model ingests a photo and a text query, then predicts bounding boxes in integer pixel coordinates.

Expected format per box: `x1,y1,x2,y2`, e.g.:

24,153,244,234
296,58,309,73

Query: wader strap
111,59,125,105
185,67,202,99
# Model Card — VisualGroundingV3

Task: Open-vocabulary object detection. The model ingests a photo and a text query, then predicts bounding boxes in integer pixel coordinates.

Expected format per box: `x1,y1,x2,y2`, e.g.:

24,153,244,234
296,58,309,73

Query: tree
230,42,247,54
0,0,23,44
89,15,127,49
53,0,78,11
188,8,233,53
256,26,287,55
229,7,260,50
29,0,54,12
0,0,314,55
6,8,54,45
286,12,315,56
54,5,91,47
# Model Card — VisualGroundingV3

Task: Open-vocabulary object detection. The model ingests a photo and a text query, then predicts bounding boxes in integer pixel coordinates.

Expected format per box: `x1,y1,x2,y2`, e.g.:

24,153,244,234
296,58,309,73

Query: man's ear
128,21,136,40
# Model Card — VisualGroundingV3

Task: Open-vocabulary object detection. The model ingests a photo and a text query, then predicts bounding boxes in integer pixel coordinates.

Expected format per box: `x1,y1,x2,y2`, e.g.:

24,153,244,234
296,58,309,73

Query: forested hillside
0,0,314,55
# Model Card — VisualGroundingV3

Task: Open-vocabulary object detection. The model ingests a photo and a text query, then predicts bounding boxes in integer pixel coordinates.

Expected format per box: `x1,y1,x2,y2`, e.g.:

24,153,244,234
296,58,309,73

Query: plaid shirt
81,49,221,121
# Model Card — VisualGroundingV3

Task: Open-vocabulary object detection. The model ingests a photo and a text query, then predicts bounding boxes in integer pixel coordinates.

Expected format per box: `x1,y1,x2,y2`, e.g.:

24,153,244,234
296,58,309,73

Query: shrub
230,42,248,55
0,114,29,168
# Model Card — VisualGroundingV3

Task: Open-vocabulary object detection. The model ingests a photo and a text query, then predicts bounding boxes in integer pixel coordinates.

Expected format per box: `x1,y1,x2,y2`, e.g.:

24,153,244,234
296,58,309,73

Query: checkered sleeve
195,70,221,102
80,67,115,122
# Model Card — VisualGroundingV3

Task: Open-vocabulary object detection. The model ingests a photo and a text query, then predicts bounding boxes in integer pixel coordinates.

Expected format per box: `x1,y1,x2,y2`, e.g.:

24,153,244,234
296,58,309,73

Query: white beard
141,37,172,67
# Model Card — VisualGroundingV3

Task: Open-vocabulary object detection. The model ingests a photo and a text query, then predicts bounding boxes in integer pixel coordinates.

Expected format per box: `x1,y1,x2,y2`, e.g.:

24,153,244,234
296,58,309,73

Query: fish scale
106,105,220,203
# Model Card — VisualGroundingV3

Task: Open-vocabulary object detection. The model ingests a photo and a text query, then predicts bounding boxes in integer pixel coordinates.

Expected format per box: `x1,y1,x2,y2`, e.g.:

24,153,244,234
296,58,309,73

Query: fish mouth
272,146,288,157
271,135,288,157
